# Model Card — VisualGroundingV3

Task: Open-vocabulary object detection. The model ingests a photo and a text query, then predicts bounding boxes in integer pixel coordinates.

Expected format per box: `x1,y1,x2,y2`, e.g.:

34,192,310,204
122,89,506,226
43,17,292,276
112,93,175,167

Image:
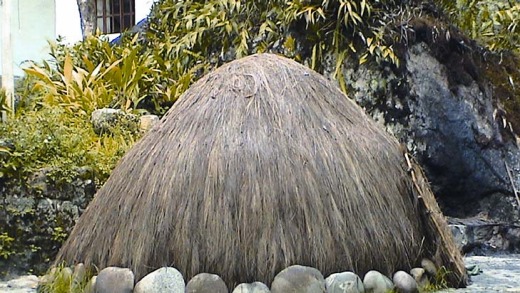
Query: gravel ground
2,255,520,292
441,254,520,293
0,275,38,293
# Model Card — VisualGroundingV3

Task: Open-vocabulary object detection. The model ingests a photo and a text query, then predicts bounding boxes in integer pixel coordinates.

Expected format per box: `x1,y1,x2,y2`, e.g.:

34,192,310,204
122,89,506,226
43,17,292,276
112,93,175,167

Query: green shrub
0,232,15,260
24,34,159,115
0,89,8,113
18,0,413,115
438,0,520,54
38,264,95,293
0,106,139,186
1,33,148,186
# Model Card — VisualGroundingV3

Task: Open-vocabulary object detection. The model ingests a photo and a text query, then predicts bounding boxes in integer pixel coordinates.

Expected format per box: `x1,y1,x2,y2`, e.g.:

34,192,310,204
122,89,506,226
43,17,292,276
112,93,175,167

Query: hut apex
56,53,467,288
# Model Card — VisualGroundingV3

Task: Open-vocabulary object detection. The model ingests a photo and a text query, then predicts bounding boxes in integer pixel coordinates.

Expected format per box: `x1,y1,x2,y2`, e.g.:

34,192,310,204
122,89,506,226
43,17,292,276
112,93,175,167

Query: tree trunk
77,0,97,39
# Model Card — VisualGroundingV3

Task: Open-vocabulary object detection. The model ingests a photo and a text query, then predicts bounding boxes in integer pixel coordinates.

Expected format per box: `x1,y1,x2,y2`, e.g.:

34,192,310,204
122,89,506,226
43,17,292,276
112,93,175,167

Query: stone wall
0,167,96,278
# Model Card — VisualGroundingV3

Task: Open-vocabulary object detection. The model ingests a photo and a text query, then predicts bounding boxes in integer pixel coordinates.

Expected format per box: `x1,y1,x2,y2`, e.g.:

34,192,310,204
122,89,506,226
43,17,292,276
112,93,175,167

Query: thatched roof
56,53,467,287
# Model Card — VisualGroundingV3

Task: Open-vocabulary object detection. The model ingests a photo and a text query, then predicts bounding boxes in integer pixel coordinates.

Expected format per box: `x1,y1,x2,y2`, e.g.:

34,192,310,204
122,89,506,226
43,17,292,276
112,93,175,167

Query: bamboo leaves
24,34,154,115
145,0,403,100
439,0,520,54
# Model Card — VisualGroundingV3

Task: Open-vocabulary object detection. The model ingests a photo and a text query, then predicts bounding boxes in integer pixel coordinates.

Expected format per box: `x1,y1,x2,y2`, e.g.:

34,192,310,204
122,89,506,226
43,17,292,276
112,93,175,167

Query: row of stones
41,258,438,293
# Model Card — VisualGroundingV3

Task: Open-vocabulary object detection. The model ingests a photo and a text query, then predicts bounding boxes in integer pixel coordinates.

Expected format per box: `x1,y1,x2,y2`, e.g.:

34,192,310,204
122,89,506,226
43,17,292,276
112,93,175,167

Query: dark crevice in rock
0,168,96,278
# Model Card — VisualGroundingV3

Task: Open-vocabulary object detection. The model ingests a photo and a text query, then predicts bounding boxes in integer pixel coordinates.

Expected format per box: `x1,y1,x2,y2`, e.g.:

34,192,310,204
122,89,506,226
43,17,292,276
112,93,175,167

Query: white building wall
1,0,157,76
135,0,156,22
0,0,56,76
57,0,158,44
55,0,82,43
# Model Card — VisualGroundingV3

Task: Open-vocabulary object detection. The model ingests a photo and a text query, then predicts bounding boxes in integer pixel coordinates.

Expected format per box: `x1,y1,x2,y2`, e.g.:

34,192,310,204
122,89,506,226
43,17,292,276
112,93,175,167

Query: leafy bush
438,0,520,53
24,34,160,115
38,264,95,293
0,232,15,260
0,89,8,113
0,106,138,186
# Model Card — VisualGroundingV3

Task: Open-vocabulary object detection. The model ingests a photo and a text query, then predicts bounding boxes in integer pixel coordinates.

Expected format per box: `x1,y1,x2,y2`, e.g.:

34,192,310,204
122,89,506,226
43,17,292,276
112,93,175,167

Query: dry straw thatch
56,53,467,287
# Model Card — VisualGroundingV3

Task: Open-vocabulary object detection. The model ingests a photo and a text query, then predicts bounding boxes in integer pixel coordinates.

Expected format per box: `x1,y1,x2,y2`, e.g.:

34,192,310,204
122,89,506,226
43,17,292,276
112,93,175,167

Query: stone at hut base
325,271,364,293
421,258,438,278
233,281,271,292
95,267,134,293
73,263,87,284
84,276,96,293
363,270,393,293
410,267,430,288
271,265,326,293
61,267,73,282
39,267,57,285
186,273,228,293
134,267,185,293
393,271,418,293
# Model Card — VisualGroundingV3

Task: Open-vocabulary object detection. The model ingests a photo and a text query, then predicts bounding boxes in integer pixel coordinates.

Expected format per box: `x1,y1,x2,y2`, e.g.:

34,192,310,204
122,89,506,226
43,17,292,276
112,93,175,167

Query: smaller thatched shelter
56,53,467,287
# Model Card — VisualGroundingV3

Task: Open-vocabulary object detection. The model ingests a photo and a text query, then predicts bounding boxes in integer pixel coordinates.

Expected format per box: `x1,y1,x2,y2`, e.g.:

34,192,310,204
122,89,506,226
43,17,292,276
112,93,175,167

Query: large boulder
342,21,520,226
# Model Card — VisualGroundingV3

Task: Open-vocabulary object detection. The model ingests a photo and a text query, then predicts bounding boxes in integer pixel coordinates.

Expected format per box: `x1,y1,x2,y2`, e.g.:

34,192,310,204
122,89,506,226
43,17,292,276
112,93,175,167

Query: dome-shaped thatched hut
56,54,466,287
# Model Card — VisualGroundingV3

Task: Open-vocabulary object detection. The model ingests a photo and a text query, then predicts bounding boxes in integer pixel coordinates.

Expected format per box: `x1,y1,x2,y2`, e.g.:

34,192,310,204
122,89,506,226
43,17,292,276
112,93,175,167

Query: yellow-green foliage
0,232,15,260
417,266,450,292
24,34,158,115
38,264,94,293
0,89,8,113
438,0,520,54
22,0,408,116
0,106,138,186
419,268,450,292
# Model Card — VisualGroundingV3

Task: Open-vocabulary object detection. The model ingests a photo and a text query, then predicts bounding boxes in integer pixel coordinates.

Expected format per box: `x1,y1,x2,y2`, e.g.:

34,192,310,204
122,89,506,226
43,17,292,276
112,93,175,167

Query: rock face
404,44,514,212
0,167,96,278
450,220,520,253
344,39,520,225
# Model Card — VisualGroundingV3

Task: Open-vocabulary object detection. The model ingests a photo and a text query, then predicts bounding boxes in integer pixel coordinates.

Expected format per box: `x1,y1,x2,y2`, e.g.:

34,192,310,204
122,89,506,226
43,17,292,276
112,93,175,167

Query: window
96,0,135,34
